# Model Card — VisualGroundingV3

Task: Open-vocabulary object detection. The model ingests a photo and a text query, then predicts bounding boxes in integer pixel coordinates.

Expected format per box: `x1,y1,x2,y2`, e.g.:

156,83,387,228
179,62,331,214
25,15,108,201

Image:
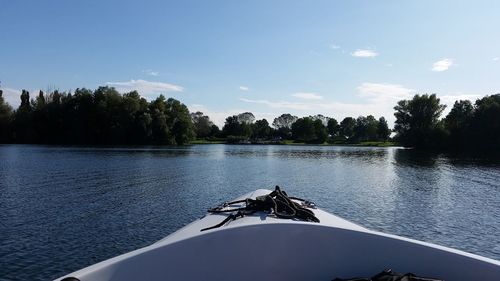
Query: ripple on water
0,145,499,280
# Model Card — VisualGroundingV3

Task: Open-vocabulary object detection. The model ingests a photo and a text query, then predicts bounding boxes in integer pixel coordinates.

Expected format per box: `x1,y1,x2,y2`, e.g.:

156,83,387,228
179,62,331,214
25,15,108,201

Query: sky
1,0,500,127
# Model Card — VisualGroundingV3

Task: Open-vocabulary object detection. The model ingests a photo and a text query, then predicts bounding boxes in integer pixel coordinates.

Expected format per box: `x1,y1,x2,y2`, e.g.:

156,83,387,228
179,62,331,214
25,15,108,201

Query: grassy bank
190,139,398,147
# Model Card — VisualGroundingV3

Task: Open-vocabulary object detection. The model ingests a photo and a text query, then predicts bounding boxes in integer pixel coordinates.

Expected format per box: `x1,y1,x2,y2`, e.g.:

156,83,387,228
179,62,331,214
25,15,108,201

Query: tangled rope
201,186,319,231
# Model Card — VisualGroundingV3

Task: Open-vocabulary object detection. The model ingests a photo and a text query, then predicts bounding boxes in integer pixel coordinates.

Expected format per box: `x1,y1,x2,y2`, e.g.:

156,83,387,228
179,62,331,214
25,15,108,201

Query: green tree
310,114,329,126
167,98,195,145
292,117,316,143
469,94,500,149
150,95,172,144
252,119,271,139
353,115,378,142
31,90,52,143
12,89,34,143
339,117,355,140
444,100,474,147
209,124,220,137
272,113,298,139
0,90,13,143
327,118,339,137
222,115,241,137
237,112,256,124
394,94,446,148
191,111,214,138
222,113,253,138
312,119,328,143
291,118,328,143
377,117,391,141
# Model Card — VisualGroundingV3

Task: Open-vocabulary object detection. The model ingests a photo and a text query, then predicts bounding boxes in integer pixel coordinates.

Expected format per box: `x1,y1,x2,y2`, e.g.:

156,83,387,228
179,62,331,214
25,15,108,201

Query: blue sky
1,0,499,126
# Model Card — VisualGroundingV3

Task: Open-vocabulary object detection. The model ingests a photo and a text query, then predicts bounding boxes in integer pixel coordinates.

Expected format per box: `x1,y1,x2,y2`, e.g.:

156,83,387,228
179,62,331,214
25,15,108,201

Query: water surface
0,145,499,280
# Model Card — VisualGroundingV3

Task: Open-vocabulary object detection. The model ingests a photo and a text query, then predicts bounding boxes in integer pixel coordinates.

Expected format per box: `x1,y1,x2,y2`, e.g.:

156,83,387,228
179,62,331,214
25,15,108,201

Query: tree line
1,87,498,149
192,93,499,149
393,93,499,149
0,87,194,145
193,112,391,144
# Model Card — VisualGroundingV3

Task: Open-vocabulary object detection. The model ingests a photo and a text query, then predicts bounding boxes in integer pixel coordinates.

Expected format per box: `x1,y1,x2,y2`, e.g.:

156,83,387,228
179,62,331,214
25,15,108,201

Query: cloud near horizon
188,103,277,128
238,83,487,126
292,92,323,100
106,79,183,98
1,87,22,108
239,86,249,91
431,58,454,71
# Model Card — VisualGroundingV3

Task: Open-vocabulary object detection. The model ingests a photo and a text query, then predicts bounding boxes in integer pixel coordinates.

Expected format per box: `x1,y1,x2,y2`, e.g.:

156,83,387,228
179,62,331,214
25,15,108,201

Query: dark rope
201,186,319,231
200,211,246,231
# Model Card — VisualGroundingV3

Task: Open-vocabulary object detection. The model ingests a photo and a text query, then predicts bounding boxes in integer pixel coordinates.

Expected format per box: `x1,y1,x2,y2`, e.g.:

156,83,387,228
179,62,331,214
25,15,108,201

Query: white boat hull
56,189,500,281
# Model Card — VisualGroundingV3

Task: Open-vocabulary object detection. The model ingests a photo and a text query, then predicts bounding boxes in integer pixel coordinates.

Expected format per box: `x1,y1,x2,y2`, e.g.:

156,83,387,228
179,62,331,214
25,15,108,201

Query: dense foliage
394,93,500,149
218,111,390,144
0,90,13,143
394,94,446,148
1,87,498,149
0,87,195,145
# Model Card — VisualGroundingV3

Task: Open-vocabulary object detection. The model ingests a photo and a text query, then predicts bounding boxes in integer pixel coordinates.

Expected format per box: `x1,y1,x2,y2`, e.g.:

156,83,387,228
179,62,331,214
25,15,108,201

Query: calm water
0,144,499,280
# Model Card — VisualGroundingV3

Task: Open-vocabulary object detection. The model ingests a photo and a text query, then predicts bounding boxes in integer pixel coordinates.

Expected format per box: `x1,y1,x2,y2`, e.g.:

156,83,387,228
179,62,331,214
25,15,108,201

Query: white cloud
240,98,313,110
143,69,159,76
439,94,482,115
493,57,499,61
357,83,414,102
292,92,323,100
351,49,378,58
240,83,417,126
239,86,249,91
106,79,183,98
431,58,454,72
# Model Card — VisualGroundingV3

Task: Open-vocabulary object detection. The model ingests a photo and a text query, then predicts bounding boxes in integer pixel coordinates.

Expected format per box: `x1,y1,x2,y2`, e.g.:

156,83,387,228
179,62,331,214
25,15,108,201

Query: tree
191,111,213,138
353,115,378,142
32,90,49,143
272,113,298,138
0,90,13,143
165,97,195,145
222,113,254,138
394,94,446,148
292,117,316,142
209,124,220,137
12,90,34,143
377,117,391,141
291,117,327,143
237,112,255,124
122,90,149,144
312,119,328,143
339,117,356,139
444,100,474,147
469,94,500,149
222,115,243,137
3,86,199,145
310,114,330,126
327,118,339,137
252,119,271,139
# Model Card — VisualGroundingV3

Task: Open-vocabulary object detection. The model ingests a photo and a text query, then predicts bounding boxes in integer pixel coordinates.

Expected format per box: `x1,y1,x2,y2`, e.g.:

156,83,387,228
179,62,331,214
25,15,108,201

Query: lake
0,144,499,280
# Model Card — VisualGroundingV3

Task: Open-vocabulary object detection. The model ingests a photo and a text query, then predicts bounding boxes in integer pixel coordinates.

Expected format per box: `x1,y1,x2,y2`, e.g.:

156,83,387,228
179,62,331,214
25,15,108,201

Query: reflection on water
0,144,499,280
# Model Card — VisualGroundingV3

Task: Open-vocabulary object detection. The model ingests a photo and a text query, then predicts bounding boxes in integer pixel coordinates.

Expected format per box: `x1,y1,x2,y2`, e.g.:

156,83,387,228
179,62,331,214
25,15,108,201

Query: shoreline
189,140,398,147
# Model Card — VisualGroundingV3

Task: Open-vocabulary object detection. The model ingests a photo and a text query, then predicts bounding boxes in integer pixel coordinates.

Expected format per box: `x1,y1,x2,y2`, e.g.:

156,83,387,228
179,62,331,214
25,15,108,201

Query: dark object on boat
201,185,319,231
333,269,443,281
